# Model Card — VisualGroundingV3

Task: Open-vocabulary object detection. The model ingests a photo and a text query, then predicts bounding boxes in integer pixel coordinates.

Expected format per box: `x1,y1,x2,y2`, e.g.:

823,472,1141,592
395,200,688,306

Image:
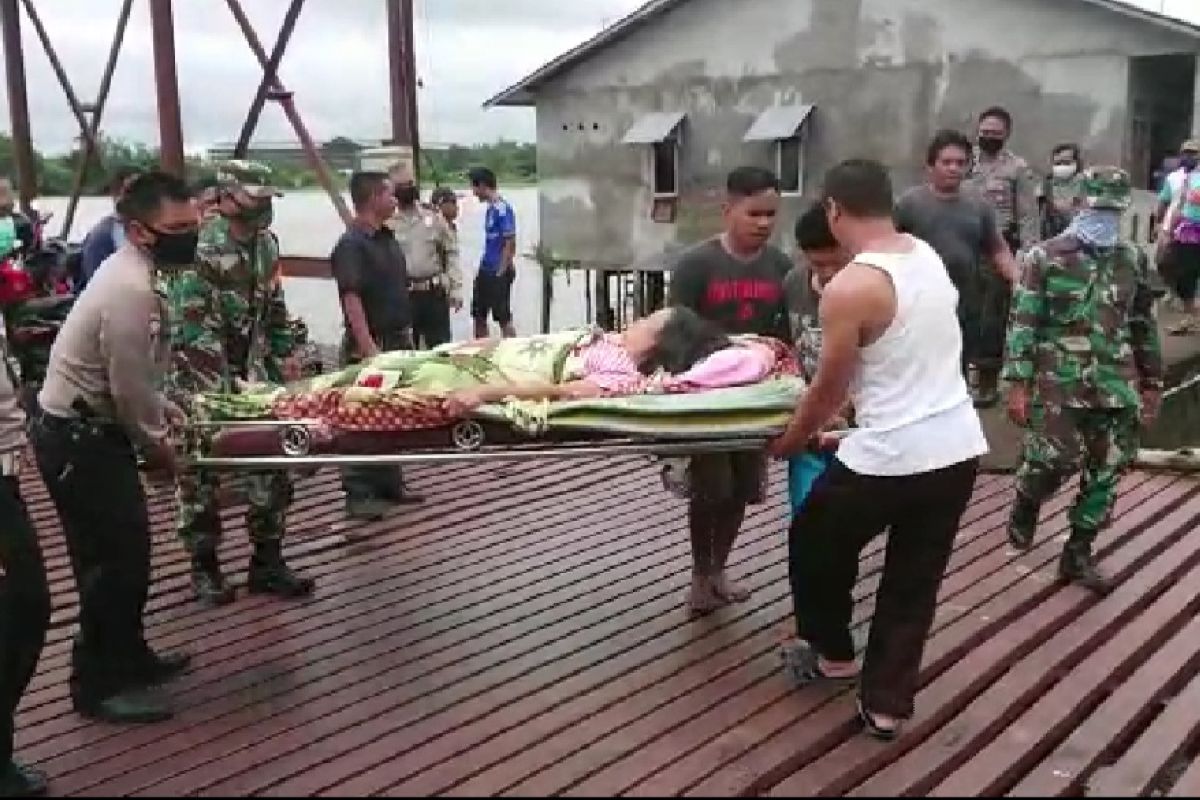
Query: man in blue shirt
78,166,141,290
469,167,517,338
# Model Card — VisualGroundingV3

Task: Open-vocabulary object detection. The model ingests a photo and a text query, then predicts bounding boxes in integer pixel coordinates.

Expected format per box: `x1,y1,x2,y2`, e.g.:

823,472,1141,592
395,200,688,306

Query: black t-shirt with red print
668,237,792,341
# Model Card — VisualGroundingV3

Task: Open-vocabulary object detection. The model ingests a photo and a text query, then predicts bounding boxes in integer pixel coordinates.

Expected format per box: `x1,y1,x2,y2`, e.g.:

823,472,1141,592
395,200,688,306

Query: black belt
35,409,128,442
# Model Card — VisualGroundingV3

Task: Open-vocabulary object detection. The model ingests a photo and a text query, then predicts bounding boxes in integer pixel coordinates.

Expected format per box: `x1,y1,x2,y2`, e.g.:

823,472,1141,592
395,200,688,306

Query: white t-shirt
836,236,990,477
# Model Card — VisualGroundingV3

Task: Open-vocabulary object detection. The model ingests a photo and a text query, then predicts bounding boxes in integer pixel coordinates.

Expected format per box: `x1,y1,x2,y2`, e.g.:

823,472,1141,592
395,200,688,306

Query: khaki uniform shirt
388,208,463,304
39,244,170,445
967,148,1039,249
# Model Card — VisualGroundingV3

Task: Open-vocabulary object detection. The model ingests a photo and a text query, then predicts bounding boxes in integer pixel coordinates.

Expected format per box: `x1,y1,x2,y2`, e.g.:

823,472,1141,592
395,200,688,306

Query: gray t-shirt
894,185,1002,294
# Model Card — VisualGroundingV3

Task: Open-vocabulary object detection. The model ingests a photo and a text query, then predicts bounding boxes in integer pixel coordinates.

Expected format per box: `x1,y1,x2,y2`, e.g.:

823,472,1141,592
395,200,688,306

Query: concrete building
487,0,1200,272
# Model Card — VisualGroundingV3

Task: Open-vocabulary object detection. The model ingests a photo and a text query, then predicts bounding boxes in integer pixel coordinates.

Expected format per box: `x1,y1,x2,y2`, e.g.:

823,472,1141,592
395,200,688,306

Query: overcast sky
0,0,1195,155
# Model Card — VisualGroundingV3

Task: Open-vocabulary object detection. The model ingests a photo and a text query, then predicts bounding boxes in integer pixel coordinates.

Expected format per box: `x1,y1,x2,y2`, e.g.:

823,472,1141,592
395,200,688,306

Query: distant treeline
0,134,538,196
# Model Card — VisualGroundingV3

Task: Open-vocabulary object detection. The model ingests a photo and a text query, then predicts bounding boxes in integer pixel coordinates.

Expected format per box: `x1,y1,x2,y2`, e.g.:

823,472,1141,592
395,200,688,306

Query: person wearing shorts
669,166,792,614
469,167,517,338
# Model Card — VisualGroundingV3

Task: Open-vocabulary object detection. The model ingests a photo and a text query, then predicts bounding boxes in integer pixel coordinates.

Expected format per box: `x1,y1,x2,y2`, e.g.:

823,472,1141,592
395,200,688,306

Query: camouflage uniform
167,161,313,605
968,147,1039,399
1002,166,1164,594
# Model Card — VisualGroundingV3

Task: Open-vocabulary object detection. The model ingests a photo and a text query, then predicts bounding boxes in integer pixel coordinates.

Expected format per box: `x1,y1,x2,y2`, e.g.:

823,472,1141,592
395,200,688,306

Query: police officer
0,322,50,798
167,160,313,607
968,106,1039,408
389,169,462,348
30,171,194,724
1004,166,1164,596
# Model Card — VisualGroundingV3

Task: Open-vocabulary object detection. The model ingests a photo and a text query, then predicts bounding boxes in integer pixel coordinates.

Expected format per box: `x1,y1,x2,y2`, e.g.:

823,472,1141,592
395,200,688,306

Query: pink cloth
664,343,775,392
574,335,775,395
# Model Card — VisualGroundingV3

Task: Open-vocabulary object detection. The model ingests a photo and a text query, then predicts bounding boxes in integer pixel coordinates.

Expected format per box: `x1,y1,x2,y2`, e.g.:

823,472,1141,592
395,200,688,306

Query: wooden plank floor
13,457,1200,797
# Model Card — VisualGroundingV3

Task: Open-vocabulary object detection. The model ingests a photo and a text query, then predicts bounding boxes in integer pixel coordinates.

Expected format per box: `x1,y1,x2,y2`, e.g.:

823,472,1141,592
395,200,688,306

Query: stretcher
182,330,803,472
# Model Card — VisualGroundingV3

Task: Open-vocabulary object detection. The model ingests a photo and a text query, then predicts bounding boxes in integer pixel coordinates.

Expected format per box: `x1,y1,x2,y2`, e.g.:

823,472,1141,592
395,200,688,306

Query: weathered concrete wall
533,0,1200,269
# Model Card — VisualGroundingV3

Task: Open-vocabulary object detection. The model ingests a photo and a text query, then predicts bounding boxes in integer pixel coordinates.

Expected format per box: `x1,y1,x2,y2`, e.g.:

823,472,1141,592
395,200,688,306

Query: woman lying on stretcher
441,307,777,415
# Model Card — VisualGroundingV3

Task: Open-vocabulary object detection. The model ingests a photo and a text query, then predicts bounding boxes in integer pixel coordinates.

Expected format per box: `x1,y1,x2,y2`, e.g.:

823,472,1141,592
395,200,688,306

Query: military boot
190,544,235,607
248,541,315,598
1059,536,1113,596
1007,496,1041,551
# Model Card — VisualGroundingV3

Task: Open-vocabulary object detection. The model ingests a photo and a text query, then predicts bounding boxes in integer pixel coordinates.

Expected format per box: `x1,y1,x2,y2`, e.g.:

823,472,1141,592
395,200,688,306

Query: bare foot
688,575,724,615
711,571,751,603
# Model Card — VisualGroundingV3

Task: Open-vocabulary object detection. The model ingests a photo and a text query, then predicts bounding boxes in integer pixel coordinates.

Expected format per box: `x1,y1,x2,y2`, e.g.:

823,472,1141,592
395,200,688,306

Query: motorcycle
0,211,80,407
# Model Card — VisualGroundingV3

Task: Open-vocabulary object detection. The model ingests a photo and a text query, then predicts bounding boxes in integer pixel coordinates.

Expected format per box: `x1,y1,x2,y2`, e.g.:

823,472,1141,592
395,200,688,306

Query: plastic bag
788,451,833,516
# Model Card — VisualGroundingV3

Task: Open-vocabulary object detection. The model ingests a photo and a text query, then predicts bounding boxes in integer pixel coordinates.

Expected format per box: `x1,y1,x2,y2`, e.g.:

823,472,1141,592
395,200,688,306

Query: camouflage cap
1079,165,1132,211
215,159,283,199
1183,138,1200,154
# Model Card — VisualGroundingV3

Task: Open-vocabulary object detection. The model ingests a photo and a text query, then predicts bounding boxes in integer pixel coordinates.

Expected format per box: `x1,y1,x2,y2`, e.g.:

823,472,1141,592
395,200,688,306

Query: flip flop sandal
780,641,859,688
857,695,902,741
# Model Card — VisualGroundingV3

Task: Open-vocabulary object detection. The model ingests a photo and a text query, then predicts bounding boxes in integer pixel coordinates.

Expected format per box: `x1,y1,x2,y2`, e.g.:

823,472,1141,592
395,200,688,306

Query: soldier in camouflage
968,106,1039,408
167,160,315,607
1003,166,1164,596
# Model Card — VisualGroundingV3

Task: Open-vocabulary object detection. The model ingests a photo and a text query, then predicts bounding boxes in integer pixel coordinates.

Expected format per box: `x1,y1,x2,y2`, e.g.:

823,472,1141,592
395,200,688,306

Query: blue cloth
1064,209,1120,249
788,451,833,517
79,214,124,288
480,197,516,274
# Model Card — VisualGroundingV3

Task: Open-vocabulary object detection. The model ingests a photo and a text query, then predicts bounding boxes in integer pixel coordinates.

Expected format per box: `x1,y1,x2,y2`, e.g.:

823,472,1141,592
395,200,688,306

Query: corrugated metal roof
484,0,1200,109
743,104,815,142
621,111,687,144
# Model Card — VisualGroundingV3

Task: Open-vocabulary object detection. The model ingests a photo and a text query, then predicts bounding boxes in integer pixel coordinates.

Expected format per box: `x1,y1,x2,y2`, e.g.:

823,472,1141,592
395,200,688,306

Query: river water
33,187,591,346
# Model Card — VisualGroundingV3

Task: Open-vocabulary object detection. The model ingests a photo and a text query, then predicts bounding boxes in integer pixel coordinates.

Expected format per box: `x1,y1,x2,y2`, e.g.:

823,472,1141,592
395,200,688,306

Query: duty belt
408,276,444,292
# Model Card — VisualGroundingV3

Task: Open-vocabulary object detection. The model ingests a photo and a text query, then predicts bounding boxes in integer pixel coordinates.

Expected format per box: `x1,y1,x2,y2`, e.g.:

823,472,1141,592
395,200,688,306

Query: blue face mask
1181,155,1199,171
1066,209,1120,249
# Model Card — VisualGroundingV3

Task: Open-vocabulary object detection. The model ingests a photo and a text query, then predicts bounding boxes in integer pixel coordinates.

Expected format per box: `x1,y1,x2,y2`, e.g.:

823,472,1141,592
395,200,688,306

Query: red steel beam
233,0,305,159
0,0,37,214
225,0,352,225
61,0,134,238
149,0,186,177
386,0,420,176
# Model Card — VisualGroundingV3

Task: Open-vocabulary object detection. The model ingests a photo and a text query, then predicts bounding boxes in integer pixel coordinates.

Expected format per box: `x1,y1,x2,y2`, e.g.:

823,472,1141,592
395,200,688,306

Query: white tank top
836,236,989,477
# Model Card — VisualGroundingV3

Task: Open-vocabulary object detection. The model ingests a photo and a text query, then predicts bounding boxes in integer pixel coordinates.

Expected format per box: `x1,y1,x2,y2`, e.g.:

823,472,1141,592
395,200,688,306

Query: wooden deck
14,457,1200,797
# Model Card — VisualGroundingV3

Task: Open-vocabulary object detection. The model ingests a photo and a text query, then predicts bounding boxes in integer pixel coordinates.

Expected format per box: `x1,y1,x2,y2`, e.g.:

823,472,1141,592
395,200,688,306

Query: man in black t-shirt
331,172,425,520
669,166,790,614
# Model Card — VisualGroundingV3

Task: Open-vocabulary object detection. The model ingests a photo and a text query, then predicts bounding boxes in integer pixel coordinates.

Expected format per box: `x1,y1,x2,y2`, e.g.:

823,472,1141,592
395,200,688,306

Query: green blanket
477,377,803,437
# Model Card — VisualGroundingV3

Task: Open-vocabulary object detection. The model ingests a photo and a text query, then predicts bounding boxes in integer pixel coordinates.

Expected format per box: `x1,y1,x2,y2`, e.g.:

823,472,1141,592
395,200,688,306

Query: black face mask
978,136,1005,155
395,185,420,206
146,226,199,266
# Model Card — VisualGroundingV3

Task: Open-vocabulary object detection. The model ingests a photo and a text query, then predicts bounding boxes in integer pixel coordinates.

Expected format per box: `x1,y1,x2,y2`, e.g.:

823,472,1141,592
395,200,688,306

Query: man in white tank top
769,160,989,739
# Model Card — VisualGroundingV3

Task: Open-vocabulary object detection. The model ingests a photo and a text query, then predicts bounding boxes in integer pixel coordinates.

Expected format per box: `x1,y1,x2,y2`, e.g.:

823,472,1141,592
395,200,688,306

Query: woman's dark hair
926,129,973,166
638,307,732,376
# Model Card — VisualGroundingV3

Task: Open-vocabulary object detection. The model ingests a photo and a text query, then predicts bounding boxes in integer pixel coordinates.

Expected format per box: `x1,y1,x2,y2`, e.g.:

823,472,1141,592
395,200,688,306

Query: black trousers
341,328,413,503
789,457,978,719
30,415,154,703
0,476,49,766
976,268,1012,375
410,288,452,350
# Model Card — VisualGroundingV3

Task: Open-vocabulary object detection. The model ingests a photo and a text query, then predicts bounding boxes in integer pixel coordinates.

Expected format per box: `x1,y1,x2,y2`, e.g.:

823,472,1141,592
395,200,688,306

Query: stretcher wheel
451,420,485,452
280,424,313,457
